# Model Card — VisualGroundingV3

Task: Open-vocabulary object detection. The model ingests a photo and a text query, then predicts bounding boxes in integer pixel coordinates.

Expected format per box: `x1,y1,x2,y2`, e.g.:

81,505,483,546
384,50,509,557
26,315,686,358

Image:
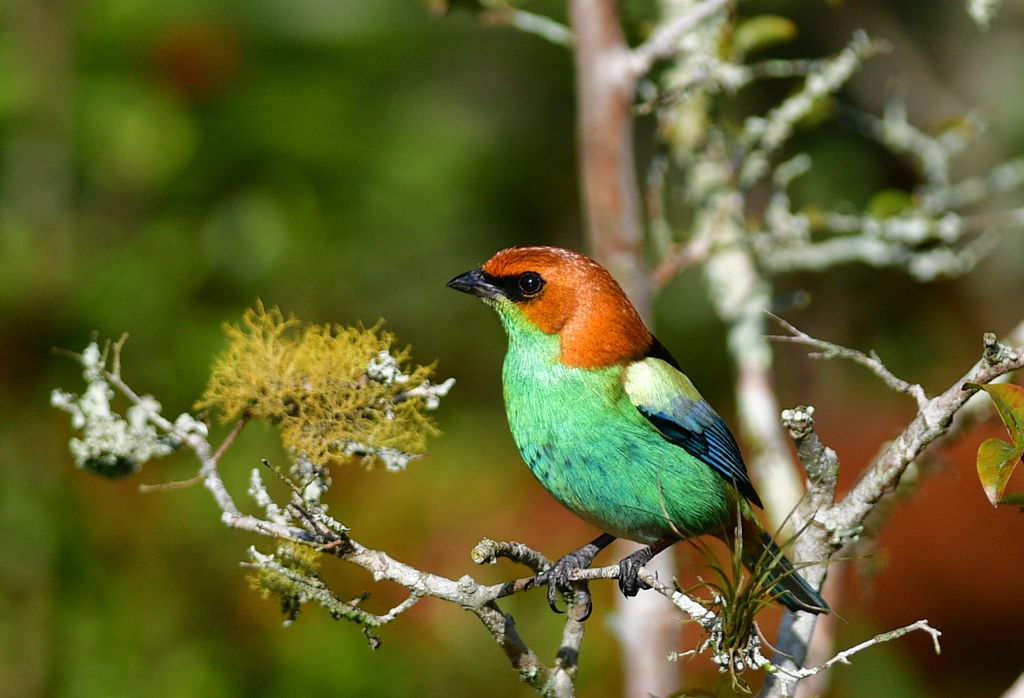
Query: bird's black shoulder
645,335,680,369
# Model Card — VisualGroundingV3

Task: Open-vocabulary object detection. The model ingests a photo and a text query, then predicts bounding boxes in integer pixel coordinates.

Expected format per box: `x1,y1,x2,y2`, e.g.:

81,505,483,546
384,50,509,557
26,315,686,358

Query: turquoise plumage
449,245,828,616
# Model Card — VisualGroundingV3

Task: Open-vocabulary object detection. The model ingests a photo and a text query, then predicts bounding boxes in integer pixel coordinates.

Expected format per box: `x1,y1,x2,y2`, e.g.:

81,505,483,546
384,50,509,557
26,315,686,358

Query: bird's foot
536,554,594,620
536,533,615,620
615,536,677,597
617,552,653,597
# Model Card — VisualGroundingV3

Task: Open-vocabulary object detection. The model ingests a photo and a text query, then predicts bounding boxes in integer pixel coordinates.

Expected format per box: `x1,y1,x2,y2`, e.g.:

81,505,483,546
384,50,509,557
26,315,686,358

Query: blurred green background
2,0,1024,696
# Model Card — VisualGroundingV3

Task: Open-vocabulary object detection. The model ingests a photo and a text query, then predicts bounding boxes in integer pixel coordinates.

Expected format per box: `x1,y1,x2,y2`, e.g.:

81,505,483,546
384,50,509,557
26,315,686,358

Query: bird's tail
739,519,830,615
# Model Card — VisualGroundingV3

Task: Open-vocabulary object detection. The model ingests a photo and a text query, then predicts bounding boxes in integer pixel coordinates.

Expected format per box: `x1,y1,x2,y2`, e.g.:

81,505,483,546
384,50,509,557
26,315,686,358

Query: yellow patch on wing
622,357,704,413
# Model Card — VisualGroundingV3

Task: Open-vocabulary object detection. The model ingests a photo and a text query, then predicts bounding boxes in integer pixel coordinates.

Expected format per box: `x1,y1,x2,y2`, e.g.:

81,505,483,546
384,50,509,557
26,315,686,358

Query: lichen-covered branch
740,30,885,186
753,106,1024,283
760,327,1024,698
836,337,1023,530
53,331,755,698
780,406,839,507
627,0,729,79
770,325,1023,544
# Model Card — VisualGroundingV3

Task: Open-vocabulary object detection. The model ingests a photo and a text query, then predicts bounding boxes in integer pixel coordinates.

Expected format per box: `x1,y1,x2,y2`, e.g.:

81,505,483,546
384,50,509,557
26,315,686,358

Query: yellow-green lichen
197,302,452,470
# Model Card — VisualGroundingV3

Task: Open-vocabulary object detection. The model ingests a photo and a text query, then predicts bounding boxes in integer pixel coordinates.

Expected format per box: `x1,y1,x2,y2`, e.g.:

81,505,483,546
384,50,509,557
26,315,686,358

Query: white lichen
248,468,292,526
341,440,419,472
173,412,209,440
290,454,332,506
400,377,456,410
366,350,410,385
51,347,177,476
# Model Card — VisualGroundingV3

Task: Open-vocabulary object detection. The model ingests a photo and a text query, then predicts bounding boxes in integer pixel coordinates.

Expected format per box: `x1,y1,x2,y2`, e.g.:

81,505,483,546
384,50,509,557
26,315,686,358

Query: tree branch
835,337,1024,531
760,327,1023,697
568,0,650,314
568,3,680,694
766,619,941,694
627,0,730,79
768,313,930,410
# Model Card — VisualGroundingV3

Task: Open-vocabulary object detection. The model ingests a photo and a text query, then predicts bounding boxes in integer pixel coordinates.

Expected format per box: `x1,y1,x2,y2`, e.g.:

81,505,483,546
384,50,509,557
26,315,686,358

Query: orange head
448,246,655,368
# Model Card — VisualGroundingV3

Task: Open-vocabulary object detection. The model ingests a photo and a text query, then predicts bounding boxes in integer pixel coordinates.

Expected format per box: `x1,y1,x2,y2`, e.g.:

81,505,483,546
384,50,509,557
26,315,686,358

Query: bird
447,245,828,617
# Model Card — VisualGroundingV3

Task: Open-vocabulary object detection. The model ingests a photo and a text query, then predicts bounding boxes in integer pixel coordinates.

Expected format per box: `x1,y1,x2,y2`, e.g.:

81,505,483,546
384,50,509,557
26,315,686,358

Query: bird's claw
536,550,595,621
531,533,615,621
617,555,652,597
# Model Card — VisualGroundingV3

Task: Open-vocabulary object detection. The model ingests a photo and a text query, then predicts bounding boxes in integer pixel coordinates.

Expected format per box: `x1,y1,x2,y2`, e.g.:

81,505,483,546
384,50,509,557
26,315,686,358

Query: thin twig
479,0,574,46
472,537,553,573
210,414,250,468
766,312,930,409
628,0,730,78
651,230,713,286
780,619,940,683
139,473,206,492
140,414,250,492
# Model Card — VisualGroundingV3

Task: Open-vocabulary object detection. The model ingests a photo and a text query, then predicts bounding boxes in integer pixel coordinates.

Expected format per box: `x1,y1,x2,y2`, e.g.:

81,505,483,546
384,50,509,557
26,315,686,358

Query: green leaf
966,382,1024,445
982,383,1024,445
976,437,1024,507
968,383,1024,507
733,15,798,58
998,491,1024,509
866,188,914,219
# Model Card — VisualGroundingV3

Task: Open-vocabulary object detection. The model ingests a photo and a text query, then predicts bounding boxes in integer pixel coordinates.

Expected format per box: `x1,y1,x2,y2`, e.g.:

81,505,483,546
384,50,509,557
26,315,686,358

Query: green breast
499,319,732,543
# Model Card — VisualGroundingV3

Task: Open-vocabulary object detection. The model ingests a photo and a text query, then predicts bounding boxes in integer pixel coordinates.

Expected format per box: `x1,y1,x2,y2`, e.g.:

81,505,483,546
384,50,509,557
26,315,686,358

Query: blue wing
623,354,763,508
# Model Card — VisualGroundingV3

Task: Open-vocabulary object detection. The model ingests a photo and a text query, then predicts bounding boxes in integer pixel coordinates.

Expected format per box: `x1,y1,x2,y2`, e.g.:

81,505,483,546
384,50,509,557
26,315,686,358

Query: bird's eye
517,271,545,297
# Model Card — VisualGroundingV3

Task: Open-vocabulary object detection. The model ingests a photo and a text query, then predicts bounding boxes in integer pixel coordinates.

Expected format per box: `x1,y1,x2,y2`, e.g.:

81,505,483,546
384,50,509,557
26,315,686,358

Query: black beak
447,268,502,300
